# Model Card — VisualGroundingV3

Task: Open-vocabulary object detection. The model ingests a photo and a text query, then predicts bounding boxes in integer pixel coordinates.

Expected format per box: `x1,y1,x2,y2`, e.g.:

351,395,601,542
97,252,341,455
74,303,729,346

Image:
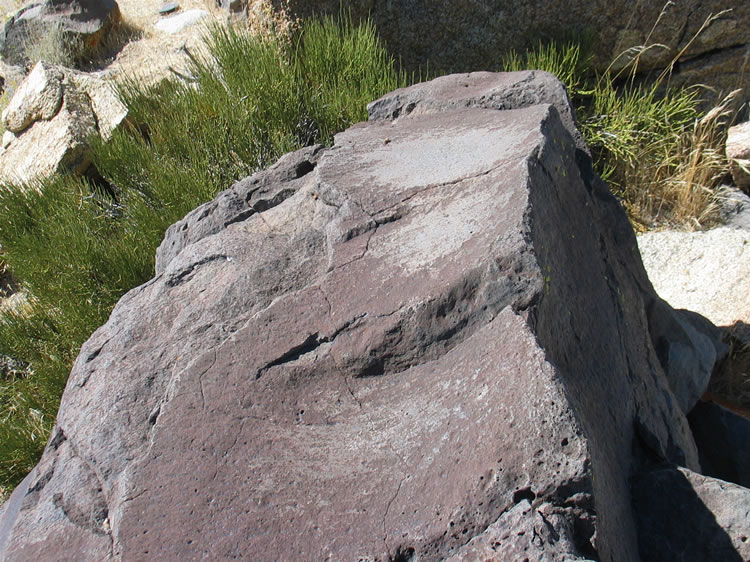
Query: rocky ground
2,0,231,86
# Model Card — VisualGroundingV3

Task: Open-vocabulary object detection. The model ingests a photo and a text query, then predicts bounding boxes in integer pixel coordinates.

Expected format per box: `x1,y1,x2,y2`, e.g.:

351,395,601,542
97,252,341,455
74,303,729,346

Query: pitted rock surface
0,72,736,561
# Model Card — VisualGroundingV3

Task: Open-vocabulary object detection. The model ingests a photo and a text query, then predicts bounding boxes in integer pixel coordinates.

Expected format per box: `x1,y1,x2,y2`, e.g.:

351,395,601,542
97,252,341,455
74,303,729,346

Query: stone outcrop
727,120,750,191
270,0,749,106
0,71,742,560
0,59,127,186
0,0,121,68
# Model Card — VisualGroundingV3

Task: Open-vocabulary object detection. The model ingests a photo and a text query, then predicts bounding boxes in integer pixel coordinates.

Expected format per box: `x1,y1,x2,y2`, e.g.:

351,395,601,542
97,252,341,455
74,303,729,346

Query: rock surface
727,120,750,191
0,0,121,67
638,227,750,342
0,60,127,185
632,466,750,562
273,0,750,107
0,72,738,561
153,8,208,34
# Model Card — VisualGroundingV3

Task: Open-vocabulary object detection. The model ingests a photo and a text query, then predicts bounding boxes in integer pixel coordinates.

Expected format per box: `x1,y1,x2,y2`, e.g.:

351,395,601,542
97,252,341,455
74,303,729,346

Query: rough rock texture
2,59,63,132
0,0,121,67
272,0,750,106
632,466,750,562
727,120,750,191
0,72,736,561
0,60,127,185
638,227,750,343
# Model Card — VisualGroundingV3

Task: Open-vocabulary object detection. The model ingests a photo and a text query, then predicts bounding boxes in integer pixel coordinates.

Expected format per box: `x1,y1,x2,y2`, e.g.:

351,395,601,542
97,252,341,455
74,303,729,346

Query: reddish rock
0,72,736,561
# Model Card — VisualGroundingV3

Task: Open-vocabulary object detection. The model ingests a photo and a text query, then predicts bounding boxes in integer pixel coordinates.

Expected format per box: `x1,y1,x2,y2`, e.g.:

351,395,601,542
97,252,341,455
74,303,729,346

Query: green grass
0,14,406,496
502,41,734,229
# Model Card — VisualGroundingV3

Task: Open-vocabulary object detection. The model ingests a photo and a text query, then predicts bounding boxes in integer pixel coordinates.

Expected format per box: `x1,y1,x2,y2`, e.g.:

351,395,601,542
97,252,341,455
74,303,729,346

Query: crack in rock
383,475,407,558
164,254,230,288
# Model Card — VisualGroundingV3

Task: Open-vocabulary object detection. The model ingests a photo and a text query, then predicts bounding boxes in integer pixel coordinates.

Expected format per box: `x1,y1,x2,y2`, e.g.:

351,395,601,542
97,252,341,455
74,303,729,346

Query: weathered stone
1,131,14,148
688,401,750,488
2,60,64,132
153,9,208,34
632,466,750,562
367,70,589,154
66,67,127,140
638,227,750,336
272,0,750,107
0,60,127,185
0,0,121,67
0,72,735,560
727,120,750,191
447,498,597,561
0,77,96,184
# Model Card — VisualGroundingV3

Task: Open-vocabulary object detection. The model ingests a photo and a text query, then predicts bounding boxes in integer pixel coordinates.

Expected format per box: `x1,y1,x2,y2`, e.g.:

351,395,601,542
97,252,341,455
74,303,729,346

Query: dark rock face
0,71,741,561
689,401,750,489
0,0,120,67
632,466,750,561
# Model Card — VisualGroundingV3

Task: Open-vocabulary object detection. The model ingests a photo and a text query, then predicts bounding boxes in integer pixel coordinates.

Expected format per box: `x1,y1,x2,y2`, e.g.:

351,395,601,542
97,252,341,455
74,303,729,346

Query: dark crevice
678,42,749,67
391,546,416,562
255,333,326,379
513,487,536,504
164,254,229,288
222,208,255,229
383,475,407,557
247,187,298,214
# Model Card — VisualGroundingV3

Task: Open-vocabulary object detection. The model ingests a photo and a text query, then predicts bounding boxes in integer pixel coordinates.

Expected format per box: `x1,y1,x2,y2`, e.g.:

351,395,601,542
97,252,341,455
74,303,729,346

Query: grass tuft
503,36,738,230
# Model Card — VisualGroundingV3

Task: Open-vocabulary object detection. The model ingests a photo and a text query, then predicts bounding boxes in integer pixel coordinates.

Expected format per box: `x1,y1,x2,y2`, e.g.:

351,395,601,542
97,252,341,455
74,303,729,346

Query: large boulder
0,71,739,561
271,0,749,106
0,59,127,186
0,0,121,68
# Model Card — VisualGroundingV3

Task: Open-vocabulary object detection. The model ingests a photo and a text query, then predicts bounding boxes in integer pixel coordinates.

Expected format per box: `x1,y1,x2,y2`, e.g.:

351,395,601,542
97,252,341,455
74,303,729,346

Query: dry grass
623,90,741,229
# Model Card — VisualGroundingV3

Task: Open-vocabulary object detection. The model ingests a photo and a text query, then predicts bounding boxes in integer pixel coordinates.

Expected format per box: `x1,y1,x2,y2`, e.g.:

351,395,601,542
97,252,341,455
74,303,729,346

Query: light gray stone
153,9,208,34
2,60,63,133
638,227,750,335
0,60,127,186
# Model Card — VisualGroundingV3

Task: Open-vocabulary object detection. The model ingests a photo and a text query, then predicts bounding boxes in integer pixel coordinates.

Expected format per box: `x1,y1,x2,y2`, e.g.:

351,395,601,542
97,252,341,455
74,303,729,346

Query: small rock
719,186,750,230
726,120,750,191
158,2,179,15
1,61,64,133
1,131,15,149
0,61,127,185
153,9,208,34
